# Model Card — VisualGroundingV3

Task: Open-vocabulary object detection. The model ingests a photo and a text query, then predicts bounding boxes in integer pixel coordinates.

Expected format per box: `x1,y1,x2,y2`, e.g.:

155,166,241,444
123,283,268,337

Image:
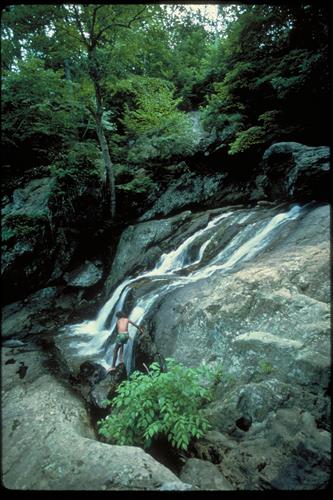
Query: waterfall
61,204,304,374
155,211,233,273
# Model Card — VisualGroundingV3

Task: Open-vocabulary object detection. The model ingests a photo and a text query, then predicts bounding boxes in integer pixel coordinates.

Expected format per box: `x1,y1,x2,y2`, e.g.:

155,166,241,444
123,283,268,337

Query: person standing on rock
107,311,144,372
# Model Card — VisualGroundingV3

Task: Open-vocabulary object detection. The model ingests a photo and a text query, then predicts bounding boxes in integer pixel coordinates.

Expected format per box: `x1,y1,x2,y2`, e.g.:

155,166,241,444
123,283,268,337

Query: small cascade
155,211,233,273
58,204,304,374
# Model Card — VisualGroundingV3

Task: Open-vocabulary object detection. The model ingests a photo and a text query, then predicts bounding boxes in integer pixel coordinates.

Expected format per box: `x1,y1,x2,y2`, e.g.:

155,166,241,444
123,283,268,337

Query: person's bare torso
117,318,129,333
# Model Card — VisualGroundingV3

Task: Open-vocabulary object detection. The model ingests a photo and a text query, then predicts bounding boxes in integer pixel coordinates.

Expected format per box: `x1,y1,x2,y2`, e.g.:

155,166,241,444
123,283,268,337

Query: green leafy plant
98,359,220,450
229,125,266,155
119,76,198,163
251,360,274,383
258,360,273,375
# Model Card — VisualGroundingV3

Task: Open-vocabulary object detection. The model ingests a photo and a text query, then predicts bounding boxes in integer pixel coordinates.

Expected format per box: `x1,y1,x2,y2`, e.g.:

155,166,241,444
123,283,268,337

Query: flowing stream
60,204,304,374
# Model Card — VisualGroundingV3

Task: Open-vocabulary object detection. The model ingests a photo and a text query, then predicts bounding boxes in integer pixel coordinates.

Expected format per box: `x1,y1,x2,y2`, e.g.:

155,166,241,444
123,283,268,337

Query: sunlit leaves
1,57,83,148
117,76,197,162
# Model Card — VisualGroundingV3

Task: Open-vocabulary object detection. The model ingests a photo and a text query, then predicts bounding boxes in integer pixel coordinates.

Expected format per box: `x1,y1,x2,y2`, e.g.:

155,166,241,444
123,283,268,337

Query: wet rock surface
96,201,330,489
104,209,208,294
148,203,330,489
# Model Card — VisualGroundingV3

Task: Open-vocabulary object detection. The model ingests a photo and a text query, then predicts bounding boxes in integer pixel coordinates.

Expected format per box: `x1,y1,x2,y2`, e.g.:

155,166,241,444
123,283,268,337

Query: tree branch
56,23,84,45
72,5,90,49
95,6,148,43
85,4,104,44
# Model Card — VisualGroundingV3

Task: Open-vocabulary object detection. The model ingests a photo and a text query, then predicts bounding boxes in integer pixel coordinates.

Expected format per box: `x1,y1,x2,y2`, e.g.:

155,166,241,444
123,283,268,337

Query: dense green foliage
200,4,329,154
117,75,197,164
1,3,329,219
98,359,220,450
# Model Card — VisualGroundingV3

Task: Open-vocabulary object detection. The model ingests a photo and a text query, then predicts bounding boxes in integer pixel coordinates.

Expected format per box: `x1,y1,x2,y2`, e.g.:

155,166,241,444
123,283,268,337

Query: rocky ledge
1,347,194,490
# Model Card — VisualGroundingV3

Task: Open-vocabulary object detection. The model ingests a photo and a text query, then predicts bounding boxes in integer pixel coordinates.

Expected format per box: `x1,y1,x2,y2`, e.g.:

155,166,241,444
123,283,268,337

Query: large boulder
151,204,330,366
1,284,99,342
147,203,330,489
258,142,330,201
139,172,226,221
2,347,195,490
63,260,103,288
2,287,59,340
215,408,331,490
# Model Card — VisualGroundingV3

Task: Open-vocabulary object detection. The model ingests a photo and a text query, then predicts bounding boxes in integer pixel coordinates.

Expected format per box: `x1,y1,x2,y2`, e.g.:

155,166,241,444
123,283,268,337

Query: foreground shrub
98,359,221,450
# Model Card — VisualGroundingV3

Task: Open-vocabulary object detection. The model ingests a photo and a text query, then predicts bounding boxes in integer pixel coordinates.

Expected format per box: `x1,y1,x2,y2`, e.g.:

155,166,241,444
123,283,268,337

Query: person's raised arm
128,320,144,334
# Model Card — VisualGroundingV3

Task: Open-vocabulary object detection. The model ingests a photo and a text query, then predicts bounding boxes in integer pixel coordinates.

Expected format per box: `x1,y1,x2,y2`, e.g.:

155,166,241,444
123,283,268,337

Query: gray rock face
158,481,195,490
101,202,330,489
2,287,58,339
105,209,215,294
152,204,329,363
2,347,193,490
180,458,233,490
1,177,57,303
64,261,103,287
139,172,226,221
3,198,329,490
2,283,102,342
148,204,330,489
213,408,331,490
2,177,54,218
138,142,329,221
259,142,330,200
2,174,106,304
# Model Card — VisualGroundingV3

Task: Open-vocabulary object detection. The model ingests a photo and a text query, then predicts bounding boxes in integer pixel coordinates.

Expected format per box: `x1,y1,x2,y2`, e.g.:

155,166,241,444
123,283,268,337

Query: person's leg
119,345,124,364
110,343,120,370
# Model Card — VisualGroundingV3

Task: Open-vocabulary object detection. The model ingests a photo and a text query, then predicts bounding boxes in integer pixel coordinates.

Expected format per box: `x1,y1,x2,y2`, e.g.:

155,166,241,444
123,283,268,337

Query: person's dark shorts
116,333,129,345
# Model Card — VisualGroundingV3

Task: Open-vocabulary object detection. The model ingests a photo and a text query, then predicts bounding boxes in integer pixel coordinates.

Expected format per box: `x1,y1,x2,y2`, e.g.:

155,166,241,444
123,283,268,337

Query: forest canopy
1,3,329,218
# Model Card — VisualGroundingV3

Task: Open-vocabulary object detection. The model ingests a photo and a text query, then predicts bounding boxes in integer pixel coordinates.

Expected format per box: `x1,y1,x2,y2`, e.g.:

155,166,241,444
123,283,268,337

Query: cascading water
59,203,304,374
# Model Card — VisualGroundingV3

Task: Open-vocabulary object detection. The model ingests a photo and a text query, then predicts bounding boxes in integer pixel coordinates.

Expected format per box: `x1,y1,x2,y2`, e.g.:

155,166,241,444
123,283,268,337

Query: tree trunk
96,120,116,219
88,48,116,219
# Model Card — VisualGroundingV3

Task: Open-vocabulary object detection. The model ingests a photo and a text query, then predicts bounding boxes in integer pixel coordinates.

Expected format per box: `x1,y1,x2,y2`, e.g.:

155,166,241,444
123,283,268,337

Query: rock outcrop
2,140,330,491
2,178,56,303
2,284,103,343
139,172,226,221
180,458,232,490
138,142,330,221
1,347,194,490
96,201,330,490
63,260,103,288
104,209,213,294
1,174,107,305
148,203,330,489
258,142,330,201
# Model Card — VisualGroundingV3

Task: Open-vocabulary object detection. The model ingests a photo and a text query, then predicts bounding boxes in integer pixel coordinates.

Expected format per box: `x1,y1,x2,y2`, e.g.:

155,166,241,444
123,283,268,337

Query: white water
155,211,232,273
62,204,303,372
